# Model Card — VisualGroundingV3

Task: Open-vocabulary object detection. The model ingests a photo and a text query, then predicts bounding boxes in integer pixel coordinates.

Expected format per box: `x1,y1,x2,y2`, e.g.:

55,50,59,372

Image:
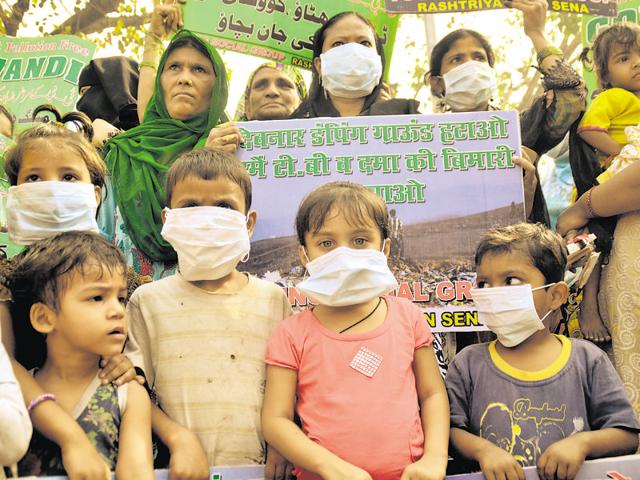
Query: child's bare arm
14,362,111,479
537,428,639,480
450,428,525,480
4,300,110,480
401,345,449,480
115,381,153,479
578,130,623,157
152,403,209,480
262,365,372,480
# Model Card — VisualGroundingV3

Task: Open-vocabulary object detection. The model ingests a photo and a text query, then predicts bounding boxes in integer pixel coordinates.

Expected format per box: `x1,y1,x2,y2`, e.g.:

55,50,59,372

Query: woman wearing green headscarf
234,62,307,121
100,29,228,276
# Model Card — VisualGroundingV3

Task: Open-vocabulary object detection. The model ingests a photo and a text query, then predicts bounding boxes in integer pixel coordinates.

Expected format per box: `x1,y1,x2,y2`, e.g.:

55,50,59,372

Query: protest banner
582,0,639,101
182,0,398,72
384,0,619,16
0,35,95,131
235,111,525,333
0,35,95,260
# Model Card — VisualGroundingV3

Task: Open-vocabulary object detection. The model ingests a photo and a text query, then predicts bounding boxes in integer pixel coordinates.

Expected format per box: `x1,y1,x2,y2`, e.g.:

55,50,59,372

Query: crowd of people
0,1,639,479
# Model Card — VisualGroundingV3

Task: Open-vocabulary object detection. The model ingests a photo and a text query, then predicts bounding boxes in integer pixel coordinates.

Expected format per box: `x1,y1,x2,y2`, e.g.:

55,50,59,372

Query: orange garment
266,296,434,480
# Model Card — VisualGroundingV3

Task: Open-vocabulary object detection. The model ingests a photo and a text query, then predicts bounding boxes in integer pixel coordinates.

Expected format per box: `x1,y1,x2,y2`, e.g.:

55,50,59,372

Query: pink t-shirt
266,296,434,480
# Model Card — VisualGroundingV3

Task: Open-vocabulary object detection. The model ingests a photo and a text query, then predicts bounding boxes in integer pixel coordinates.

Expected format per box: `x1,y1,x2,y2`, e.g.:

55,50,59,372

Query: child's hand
265,444,292,480
99,354,144,386
61,436,110,480
321,459,373,480
400,454,447,480
537,435,587,480
168,428,209,480
477,443,525,480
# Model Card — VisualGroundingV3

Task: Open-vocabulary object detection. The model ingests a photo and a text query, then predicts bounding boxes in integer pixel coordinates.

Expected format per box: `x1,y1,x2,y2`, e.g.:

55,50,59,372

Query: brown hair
475,223,567,284
0,104,15,136
165,148,252,211
8,231,126,369
295,181,389,246
3,112,106,188
428,29,496,78
581,23,640,89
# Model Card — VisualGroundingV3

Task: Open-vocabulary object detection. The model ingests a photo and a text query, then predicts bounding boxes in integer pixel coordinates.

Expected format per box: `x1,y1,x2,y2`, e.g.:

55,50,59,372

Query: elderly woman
204,63,307,153
235,63,306,121
291,11,418,118
100,29,228,278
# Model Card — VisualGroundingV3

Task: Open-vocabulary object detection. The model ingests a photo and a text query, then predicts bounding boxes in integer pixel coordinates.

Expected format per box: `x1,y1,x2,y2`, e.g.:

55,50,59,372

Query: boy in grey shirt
446,223,639,480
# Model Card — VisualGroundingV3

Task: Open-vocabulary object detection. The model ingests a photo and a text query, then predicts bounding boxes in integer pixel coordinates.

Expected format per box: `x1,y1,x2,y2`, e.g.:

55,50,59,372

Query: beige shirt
125,273,291,466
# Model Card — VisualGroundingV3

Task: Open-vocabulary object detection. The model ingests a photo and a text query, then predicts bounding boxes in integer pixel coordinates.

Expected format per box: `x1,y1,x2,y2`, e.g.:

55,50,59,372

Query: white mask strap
531,283,555,292
301,247,311,279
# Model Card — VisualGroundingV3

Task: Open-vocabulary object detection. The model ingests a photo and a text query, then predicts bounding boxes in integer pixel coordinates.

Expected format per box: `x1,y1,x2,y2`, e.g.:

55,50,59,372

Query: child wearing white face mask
446,223,639,480
124,148,292,474
1,116,143,479
262,181,449,480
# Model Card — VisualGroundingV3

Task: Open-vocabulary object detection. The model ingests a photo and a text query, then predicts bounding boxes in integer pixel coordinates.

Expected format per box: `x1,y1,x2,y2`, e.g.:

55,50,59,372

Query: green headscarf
234,62,307,121
104,30,228,262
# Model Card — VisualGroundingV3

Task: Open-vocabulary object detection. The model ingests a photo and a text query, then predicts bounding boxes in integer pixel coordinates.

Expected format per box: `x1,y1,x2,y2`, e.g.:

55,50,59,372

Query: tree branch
3,0,31,36
70,13,148,36
49,0,124,35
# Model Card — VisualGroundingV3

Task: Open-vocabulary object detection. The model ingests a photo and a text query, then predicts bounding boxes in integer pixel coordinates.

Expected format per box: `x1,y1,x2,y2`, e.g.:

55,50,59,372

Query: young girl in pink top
262,182,449,480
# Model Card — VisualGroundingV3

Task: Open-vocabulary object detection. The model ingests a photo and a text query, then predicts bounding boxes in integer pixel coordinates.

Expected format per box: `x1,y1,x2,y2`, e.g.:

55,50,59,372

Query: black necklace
339,297,383,334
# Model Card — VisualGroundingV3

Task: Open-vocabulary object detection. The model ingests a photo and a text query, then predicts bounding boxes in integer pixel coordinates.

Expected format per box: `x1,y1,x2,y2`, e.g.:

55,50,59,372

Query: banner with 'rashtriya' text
384,0,618,17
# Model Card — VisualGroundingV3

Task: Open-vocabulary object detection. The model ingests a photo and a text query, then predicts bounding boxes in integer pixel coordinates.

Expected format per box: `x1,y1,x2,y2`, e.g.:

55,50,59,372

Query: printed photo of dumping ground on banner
236,111,525,333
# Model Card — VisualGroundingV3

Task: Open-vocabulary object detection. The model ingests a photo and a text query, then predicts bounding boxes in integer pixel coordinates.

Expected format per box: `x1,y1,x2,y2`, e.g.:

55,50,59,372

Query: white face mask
161,206,250,281
470,284,554,347
320,43,382,99
296,246,398,307
6,181,99,245
442,60,497,112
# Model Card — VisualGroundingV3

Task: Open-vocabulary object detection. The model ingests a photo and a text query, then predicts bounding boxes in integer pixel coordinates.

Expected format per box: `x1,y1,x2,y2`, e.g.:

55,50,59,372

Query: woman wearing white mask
291,12,419,118
426,0,584,226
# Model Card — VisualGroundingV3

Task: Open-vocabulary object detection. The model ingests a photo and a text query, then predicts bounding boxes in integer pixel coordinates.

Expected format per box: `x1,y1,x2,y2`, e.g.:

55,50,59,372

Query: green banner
582,1,639,101
0,35,95,132
385,0,617,16
182,0,398,71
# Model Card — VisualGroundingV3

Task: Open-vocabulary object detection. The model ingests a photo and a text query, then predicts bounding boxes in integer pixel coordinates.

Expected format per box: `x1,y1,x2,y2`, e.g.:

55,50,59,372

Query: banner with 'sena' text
182,0,398,72
235,111,526,333
383,0,619,17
